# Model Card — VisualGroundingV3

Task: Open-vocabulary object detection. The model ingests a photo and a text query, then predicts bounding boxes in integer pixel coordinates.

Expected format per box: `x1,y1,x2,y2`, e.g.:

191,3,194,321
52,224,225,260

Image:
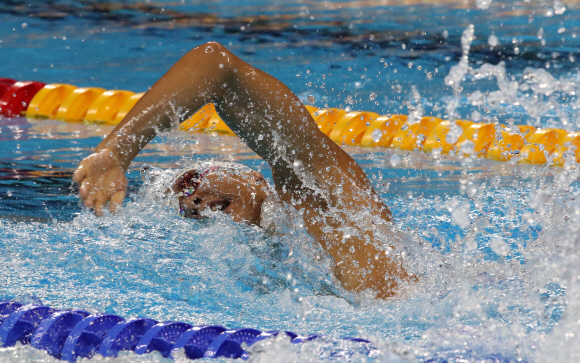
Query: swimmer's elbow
183,42,235,72
196,41,230,55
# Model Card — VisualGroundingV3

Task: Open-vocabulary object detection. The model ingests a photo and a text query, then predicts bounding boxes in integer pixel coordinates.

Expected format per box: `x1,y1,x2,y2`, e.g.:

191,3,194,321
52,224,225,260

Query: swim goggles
168,161,254,217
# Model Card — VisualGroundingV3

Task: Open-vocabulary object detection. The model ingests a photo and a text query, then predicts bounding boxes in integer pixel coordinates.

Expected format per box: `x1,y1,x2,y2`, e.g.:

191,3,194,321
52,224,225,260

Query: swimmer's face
172,168,269,226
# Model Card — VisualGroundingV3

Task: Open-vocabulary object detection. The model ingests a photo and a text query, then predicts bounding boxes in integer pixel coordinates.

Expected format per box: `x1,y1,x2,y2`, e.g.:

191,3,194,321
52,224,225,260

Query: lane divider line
0,298,377,361
0,79,577,166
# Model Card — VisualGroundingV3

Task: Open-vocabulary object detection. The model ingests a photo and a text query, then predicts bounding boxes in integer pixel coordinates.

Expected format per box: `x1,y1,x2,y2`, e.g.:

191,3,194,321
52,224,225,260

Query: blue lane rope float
0,299,377,361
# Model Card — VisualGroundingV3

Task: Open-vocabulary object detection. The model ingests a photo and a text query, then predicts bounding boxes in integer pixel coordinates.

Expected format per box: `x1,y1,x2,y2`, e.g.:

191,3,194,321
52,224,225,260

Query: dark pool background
1,1,580,362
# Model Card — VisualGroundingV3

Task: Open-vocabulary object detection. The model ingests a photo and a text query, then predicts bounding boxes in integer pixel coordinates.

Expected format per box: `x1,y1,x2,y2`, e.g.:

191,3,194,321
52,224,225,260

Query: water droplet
488,35,499,47
460,140,475,155
475,0,492,9
490,237,510,256
372,129,383,142
554,0,566,15
390,154,401,167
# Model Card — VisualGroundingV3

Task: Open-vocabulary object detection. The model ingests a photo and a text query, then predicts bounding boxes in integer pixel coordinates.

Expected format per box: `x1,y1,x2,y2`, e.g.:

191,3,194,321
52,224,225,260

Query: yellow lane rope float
9,82,580,167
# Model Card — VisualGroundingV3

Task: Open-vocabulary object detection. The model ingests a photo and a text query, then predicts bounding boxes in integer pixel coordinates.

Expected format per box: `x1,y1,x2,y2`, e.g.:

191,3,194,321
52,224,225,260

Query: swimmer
73,42,412,299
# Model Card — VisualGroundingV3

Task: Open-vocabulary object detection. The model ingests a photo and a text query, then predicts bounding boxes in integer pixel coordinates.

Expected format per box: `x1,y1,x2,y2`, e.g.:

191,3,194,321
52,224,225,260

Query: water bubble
490,237,510,256
465,239,478,252
475,0,492,10
460,140,475,155
445,123,463,144
369,92,377,101
407,86,424,125
205,46,214,53
307,95,316,104
488,35,499,47
371,129,383,143
554,0,566,15
446,197,470,228
390,154,401,167
469,91,485,106
444,25,474,92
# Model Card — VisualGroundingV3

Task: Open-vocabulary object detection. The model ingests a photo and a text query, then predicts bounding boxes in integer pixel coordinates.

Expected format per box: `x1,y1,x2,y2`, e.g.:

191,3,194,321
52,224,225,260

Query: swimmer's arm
76,41,373,216
75,42,408,297
73,42,237,213
200,43,409,297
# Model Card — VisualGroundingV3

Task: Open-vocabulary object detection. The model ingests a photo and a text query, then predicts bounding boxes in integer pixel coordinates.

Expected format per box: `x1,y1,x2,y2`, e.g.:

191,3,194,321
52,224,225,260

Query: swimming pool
1,0,580,361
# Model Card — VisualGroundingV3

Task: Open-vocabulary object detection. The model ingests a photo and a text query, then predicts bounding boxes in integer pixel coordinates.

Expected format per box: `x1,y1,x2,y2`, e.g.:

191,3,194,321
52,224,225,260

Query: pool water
2,0,580,361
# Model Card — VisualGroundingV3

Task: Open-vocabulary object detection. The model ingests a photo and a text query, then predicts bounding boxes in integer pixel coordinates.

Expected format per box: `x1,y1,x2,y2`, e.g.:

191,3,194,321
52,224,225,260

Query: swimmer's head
169,161,269,225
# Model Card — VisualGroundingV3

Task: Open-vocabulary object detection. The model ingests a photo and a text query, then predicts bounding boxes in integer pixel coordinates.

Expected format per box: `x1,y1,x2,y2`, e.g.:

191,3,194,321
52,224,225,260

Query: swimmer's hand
73,148,128,216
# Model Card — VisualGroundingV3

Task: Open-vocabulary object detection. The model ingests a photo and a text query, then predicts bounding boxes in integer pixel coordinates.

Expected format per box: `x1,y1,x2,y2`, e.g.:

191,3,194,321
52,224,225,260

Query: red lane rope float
0,78,16,99
0,81,45,117
3,78,580,167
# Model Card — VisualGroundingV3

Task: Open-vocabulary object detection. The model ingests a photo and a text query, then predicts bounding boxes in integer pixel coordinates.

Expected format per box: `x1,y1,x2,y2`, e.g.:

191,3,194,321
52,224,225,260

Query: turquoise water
1,1,580,361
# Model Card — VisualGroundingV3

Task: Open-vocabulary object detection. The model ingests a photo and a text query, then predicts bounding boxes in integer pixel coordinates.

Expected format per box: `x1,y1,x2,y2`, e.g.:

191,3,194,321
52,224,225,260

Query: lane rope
0,298,377,361
1,78,577,166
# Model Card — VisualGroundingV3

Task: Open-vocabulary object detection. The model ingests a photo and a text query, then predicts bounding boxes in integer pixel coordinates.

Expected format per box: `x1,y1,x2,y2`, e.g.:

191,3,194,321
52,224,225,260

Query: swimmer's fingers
109,190,126,214
72,163,87,183
93,196,106,217
84,194,95,209
79,178,95,200
84,185,104,207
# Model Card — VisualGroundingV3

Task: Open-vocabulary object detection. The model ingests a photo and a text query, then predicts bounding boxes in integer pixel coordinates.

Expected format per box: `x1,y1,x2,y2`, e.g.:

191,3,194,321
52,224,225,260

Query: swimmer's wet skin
73,41,412,299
